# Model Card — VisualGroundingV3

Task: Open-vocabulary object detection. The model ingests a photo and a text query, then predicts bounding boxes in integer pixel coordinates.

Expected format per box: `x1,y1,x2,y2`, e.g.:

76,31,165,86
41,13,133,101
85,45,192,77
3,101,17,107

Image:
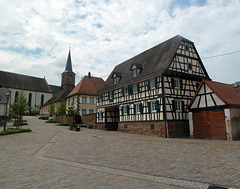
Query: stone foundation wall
95,123,106,130
118,121,166,137
82,114,96,128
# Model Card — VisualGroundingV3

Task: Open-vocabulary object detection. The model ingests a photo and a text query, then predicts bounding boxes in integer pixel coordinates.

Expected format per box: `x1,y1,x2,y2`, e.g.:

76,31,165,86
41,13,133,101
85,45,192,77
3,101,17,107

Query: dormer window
132,68,137,77
112,72,122,84
130,63,142,77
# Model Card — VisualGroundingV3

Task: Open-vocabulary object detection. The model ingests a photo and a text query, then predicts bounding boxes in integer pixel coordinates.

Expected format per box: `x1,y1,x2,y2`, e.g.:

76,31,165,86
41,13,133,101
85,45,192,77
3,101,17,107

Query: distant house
40,50,75,115
66,72,104,116
188,80,240,140
0,70,52,113
96,35,210,137
0,87,11,117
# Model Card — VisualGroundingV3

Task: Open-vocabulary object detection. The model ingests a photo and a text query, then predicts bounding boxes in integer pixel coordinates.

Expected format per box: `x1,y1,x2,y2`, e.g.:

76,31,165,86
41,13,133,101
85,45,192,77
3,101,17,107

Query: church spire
65,49,73,73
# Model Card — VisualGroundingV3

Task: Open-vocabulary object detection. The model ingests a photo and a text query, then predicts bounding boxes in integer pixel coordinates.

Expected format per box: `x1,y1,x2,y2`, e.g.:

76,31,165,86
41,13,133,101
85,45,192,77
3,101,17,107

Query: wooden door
193,110,226,140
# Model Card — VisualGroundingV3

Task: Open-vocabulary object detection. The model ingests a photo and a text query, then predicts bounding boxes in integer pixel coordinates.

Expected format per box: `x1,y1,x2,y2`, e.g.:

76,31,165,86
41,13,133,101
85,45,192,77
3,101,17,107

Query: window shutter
137,83,140,93
171,78,174,88
127,105,129,115
128,85,133,95
134,104,136,115
155,77,158,88
148,102,151,113
156,100,160,112
112,91,114,99
121,106,124,115
147,80,150,90
108,92,110,100
180,79,183,89
140,103,143,114
182,101,185,112
172,100,176,112
122,87,125,96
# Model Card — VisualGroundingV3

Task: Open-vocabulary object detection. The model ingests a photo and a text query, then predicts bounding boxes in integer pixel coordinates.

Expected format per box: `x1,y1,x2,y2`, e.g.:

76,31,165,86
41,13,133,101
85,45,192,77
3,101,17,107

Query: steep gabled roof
64,50,73,73
49,85,64,95
188,79,240,109
67,75,104,97
0,70,51,93
98,35,203,93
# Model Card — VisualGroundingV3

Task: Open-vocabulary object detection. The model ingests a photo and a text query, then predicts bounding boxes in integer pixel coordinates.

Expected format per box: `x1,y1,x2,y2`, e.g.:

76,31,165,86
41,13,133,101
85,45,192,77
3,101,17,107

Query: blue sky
0,0,239,85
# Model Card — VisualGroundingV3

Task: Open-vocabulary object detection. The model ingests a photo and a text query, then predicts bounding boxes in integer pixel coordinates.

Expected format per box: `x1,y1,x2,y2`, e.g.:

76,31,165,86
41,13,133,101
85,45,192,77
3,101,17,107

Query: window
185,44,189,51
109,91,114,100
28,93,32,106
82,109,86,115
72,98,75,104
41,95,44,106
150,79,156,89
68,99,71,106
82,97,87,103
90,97,94,104
122,105,129,115
89,110,94,114
113,77,117,84
15,91,18,102
172,100,183,112
133,84,138,94
99,95,102,102
132,68,137,77
134,103,143,114
174,79,180,89
148,100,159,113
98,112,103,119
124,87,129,96
175,100,182,112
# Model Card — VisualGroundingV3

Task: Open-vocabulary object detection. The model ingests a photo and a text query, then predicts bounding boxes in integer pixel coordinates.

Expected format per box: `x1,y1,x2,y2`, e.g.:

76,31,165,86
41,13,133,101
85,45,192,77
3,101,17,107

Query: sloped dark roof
64,50,73,73
0,70,51,93
67,75,104,97
98,35,198,93
49,85,64,95
42,88,71,106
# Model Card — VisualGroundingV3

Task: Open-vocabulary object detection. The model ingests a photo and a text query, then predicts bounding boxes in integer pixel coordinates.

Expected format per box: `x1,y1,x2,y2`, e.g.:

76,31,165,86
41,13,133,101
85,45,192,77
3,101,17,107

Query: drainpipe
161,76,169,138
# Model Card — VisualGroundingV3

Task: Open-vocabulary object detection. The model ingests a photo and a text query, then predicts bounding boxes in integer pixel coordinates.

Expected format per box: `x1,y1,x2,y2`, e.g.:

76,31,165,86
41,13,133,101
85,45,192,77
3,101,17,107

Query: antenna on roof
69,42,71,51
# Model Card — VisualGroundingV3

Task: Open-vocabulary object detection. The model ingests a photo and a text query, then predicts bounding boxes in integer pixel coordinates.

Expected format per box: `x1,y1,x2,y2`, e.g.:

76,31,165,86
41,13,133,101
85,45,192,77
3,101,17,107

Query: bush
13,120,28,126
0,128,32,135
46,120,58,123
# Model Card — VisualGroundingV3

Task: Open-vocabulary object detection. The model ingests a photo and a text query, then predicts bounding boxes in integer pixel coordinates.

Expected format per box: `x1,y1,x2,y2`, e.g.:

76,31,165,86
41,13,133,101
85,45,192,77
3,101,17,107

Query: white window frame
151,101,157,113
150,79,156,90
82,97,87,103
132,68,137,77
90,97,94,104
123,105,128,115
174,78,180,89
136,103,141,114
133,84,138,94
175,100,182,112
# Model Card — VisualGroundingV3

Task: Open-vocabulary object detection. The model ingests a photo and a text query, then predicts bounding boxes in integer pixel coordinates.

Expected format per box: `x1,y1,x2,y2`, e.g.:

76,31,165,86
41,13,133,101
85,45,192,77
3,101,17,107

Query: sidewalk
0,116,239,189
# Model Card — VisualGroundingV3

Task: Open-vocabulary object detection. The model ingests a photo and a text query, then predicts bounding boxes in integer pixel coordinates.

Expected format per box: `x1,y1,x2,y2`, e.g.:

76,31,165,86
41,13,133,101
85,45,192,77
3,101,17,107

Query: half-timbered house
96,35,210,137
188,80,240,140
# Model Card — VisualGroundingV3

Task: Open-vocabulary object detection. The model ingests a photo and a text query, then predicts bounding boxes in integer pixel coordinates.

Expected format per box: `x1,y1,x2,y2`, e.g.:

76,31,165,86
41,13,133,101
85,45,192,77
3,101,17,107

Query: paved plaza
0,116,239,189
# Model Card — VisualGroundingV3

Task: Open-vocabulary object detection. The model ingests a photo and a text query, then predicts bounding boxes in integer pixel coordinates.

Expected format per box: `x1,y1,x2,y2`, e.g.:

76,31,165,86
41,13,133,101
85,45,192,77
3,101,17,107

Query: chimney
88,72,91,78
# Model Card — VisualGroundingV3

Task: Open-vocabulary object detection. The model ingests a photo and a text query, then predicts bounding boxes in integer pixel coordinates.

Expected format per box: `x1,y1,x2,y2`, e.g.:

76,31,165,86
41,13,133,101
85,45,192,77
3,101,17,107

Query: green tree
58,101,66,116
48,102,55,116
67,102,77,117
11,90,27,128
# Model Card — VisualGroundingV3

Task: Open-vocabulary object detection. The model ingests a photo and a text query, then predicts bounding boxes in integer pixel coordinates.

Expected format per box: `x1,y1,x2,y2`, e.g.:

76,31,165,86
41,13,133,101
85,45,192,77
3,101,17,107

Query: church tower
61,50,75,90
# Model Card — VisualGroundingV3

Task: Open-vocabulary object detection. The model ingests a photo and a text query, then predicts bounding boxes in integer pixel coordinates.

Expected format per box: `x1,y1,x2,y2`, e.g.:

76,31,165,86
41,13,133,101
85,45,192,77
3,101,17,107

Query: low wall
82,113,96,128
53,115,74,124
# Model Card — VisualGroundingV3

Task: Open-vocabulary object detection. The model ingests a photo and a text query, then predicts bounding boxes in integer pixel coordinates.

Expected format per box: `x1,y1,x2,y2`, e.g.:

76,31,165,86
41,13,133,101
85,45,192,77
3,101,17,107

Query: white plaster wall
230,108,240,140
188,112,194,138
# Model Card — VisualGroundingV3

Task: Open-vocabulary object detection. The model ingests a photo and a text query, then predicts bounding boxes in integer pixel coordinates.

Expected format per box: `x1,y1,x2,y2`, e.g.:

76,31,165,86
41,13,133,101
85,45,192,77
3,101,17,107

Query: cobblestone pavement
0,117,239,189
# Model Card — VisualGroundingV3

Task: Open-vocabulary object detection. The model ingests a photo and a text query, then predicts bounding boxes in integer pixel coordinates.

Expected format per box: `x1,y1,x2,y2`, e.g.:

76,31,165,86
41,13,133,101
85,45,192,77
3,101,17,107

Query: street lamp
4,92,11,132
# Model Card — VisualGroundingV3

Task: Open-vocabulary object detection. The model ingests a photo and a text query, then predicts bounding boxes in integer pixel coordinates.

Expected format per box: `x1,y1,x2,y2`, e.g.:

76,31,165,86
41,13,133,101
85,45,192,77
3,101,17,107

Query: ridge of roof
0,70,51,93
67,75,104,97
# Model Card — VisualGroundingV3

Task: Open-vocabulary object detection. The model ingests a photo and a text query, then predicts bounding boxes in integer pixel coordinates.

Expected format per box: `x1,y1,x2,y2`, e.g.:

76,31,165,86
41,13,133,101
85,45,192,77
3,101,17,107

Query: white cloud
0,0,239,86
